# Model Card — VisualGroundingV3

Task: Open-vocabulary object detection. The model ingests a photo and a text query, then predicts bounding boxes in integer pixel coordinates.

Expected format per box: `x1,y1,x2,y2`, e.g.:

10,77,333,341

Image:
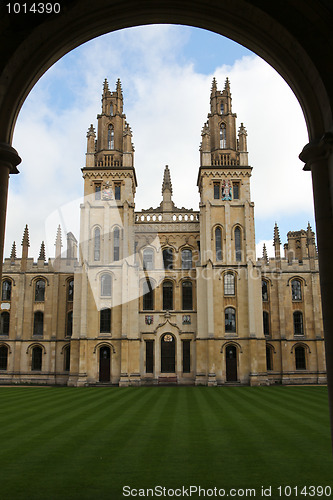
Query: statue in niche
102,181,113,200
222,180,232,201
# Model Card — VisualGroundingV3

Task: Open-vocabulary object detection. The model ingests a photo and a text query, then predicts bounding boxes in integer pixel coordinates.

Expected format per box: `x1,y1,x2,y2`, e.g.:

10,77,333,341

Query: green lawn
0,386,332,499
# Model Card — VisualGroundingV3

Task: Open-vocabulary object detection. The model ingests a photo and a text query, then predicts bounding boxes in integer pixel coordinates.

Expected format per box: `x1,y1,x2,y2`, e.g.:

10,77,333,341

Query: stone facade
0,79,326,386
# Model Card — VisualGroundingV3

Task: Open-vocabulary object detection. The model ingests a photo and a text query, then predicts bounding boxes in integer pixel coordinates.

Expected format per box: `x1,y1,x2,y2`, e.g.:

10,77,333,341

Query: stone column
300,132,333,446
0,143,20,279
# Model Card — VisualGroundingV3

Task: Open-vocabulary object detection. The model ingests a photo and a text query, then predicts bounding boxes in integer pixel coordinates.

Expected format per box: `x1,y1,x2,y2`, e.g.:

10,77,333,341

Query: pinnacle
39,241,46,261
55,225,63,247
10,241,16,260
224,77,231,91
103,78,109,94
162,165,173,195
116,78,123,94
21,224,30,247
273,222,281,245
211,77,217,95
87,124,96,137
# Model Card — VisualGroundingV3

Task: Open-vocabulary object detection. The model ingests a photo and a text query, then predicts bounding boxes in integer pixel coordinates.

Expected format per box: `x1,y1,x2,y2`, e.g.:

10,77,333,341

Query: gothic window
113,227,120,261
295,345,306,370
293,311,304,336
32,346,42,371
35,279,45,302
233,182,240,200
143,279,154,311
145,340,154,373
220,124,226,148
263,311,270,336
291,279,302,301
163,281,174,310
143,248,154,270
67,280,74,302
101,274,112,297
64,345,70,372
94,227,100,261
0,345,8,370
95,183,101,200
224,273,235,296
266,345,273,371
108,125,114,150
225,307,236,333
182,340,191,373
181,249,192,270
215,227,222,261
214,182,220,199
33,312,44,336
163,248,173,270
114,183,121,200
110,104,113,116
234,227,241,262
66,311,73,337
100,308,111,333
262,280,268,301
220,103,224,114
0,312,10,335
182,281,193,310
1,279,11,301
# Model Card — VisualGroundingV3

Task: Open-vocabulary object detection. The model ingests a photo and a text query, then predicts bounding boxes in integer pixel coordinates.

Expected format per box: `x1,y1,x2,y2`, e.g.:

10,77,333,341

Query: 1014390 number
6,3,61,14
277,485,332,497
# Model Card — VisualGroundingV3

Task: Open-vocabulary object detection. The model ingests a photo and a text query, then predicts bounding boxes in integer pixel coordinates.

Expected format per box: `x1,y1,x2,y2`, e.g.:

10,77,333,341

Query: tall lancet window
113,227,120,261
220,103,224,114
220,124,226,148
94,227,100,261
108,125,114,150
215,227,222,261
235,227,241,262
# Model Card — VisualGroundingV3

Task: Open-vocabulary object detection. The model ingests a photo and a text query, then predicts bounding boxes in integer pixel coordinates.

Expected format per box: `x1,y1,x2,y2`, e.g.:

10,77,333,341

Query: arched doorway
225,345,237,382
161,334,175,373
99,346,111,382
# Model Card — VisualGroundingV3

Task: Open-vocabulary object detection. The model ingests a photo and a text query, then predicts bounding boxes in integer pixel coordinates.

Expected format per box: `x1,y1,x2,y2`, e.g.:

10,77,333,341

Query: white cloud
6,25,312,260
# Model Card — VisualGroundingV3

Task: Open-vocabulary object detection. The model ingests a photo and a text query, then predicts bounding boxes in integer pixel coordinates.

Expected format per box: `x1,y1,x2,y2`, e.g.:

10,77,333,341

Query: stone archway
1,0,333,440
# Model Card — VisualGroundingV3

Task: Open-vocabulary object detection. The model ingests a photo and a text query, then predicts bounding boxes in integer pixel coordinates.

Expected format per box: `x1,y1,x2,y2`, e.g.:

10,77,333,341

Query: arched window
67,279,74,301
291,279,302,301
224,273,235,295
293,311,304,336
63,345,70,372
182,281,193,310
33,312,44,336
266,345,273,371
94,227,100,261
34,279,45,302
262,280,268,301
162,281,173,310
0,345,8,370
143,248,154,270
110,104,113,116
31,346,42,371
181,249,192,270
0,312,10,335
215,227,222,261
108,125,114,150
143,279,154,311
295,345,306,370
220,103,224,114
234,227,241,262
163,248,173,270
1,279,11,301
225,307,236,333
101,274,112,297
220,123,226,148
66,311,73,337
263,311,270,336
100,308,111,333
113,227,120,261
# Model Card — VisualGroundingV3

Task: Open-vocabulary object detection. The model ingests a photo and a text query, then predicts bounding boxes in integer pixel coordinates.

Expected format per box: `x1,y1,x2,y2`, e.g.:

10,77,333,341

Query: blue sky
7,25,313,259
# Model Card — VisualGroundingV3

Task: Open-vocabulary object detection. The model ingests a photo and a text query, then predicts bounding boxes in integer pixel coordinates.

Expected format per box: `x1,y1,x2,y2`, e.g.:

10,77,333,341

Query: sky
6,24,313,260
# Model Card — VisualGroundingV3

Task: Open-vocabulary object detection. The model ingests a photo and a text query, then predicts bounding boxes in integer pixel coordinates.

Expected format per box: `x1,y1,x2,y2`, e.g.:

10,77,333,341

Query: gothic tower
196,78,266,386
69,79,139,386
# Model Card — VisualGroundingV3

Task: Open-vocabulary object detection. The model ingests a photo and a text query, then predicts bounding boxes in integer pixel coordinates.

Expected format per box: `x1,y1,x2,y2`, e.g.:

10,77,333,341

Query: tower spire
103,78,110,97
162,165,173,195
262,243,268,264
211,77,217,96
55,225,63,259
10,241,16,262
161,165,173,212
273,222,281,261
38,241,46,261
21,224,30,271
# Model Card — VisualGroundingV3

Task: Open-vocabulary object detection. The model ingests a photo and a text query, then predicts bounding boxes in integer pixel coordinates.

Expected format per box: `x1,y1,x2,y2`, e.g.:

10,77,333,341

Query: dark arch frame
0,0,333,442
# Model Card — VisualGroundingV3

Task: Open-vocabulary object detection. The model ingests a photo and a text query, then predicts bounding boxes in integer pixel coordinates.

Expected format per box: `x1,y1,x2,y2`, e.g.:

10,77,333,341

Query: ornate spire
87,124,96,137
162,165,173,195
273,222,281,245
211,77,217,95
55,225,63,259
21,224,30,247
224,77,231,93
10,241,16,260
262,243,268,264
38,241,46,261
116,78,122,95
103,78,109,96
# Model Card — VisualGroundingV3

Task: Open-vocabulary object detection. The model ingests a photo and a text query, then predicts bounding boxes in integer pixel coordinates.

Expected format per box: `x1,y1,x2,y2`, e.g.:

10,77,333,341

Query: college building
0,79,326,386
